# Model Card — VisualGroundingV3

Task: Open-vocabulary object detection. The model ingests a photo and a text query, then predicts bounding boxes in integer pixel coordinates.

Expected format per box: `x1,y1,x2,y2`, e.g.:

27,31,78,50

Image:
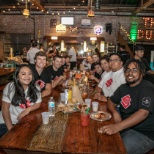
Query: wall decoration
50,19,57,27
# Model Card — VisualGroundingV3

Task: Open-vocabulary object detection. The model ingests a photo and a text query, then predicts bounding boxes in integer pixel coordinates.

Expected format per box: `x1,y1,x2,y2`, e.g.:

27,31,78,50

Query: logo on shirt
121,95,131,109
105,78,113,87
19,99,31,109
36,80,45,89
142,97,151,107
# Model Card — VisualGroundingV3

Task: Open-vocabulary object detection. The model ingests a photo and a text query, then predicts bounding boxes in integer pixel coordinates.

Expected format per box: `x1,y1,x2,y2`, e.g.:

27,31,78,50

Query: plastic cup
41,112,50,124
60,93,65,102
81,113,90,127
92,102,99,112
85,99,91,108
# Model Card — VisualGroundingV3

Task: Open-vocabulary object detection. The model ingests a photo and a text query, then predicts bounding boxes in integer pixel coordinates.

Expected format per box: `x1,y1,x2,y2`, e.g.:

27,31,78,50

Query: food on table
94,112,107,119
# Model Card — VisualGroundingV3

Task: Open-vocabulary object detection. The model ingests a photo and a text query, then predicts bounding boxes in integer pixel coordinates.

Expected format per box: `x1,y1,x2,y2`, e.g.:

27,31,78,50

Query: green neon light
129,22,138,41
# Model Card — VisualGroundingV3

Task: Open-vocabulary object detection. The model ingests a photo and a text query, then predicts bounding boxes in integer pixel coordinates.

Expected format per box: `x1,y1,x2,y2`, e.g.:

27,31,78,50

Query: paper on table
72,85,84,104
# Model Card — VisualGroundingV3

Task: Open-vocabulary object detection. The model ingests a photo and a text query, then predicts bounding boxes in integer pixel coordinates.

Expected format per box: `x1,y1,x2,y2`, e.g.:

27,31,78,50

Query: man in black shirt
118,45,130,65
30,51,51,97
100,59,154,154
46,55,66,88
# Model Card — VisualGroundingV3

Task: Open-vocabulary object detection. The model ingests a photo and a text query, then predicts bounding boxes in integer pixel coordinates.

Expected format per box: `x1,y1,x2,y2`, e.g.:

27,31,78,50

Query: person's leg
0,124,8,138
121,129,154,154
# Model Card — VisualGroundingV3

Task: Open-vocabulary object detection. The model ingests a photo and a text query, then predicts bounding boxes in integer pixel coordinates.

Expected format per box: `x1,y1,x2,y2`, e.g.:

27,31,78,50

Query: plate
90,111,112,122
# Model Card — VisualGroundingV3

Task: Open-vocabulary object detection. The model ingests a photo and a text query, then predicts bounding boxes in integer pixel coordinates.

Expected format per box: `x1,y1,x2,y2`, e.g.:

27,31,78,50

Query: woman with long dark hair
0,64,42,137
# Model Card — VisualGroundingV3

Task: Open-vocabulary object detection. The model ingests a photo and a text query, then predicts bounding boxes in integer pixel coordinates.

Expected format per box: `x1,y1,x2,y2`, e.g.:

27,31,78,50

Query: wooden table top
0,86,127,154
0,67,15,77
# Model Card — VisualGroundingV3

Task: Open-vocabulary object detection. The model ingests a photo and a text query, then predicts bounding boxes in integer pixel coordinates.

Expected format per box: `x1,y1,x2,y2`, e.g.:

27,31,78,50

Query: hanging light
23,0,30,18
87,0,94,17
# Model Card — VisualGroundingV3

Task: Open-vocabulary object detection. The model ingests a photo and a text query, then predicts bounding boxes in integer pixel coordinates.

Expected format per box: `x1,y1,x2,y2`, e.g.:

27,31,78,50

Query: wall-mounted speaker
106,23,112,35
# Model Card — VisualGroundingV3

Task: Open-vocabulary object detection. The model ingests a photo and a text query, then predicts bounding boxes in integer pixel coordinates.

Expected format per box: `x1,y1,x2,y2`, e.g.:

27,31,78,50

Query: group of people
88,45,154,154
0,43,154,154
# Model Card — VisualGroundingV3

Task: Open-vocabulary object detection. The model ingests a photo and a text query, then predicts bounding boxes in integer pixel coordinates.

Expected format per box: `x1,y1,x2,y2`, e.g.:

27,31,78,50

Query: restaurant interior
0,0,154,154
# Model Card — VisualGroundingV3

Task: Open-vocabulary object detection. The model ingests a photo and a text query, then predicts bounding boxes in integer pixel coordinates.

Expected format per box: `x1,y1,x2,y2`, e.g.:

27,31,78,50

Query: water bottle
48,97,55,117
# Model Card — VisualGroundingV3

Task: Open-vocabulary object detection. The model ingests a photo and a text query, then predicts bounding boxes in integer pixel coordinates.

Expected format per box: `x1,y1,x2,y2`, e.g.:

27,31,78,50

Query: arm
52,75,66,88
107,99,122,123
41,83,52,98
17,102,41,120
89,75,100,83
102,109,149,135
2,101,13,130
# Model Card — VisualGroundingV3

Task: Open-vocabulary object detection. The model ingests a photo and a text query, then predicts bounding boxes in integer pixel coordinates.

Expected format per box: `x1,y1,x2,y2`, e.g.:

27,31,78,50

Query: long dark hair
8,64,39,107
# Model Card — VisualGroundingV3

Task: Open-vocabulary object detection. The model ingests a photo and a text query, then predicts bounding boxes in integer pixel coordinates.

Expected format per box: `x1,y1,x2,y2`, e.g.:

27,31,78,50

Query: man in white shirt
68,46,77,70
27,41,39,64
94,53,126,102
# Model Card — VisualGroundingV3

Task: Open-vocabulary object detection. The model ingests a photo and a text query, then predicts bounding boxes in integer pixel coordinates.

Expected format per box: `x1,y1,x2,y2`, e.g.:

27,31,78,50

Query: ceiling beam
30,0,46,13
134,0,154,14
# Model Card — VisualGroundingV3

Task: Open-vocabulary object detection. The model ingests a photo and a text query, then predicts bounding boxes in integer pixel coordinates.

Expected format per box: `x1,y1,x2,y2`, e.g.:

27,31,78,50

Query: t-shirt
0,82,42,124
46,65,63,81
98,68,126,97
27,47,40,64
68,47,76,62
110,80,154,141
98,71,112,96
94,71,103,80
118,51,130,65
30,64,51,91
82,59,91,70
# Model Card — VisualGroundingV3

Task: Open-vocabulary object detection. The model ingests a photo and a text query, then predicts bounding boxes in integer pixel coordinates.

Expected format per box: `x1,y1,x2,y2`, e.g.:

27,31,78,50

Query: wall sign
94,25,103,35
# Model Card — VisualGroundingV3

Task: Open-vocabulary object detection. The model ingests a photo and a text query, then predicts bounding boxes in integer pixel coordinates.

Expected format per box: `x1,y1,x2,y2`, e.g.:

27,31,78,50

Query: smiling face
53,57,62,70
35,56,47,69
92,55,99,63
125,62,143,87
18,66,33,89
94,64,102,74
100,59,110,72
109,55,123,72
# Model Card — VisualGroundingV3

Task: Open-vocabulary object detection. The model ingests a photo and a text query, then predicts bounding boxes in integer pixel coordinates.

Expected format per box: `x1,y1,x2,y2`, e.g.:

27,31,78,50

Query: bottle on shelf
48,97,55,117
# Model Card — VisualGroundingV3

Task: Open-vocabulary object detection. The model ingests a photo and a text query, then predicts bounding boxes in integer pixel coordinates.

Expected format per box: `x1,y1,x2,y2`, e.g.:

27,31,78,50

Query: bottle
68,87,72,100
48,97,55,117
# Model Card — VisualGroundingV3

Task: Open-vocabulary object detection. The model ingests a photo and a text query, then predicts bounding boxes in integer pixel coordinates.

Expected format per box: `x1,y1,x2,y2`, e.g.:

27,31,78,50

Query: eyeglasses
109,59,121,63
125,68,139,73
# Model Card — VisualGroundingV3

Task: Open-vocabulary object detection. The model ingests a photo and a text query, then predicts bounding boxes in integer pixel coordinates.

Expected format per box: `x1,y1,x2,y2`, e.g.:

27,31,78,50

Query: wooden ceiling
0,0,154,16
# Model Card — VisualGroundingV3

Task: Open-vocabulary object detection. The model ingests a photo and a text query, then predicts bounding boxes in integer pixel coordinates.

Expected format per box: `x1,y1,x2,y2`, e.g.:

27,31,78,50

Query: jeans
121,129,154,154
0,124,8,138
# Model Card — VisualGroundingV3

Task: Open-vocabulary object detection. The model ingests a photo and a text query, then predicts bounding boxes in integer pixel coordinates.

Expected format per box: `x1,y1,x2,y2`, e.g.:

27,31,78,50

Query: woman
0,64,42,137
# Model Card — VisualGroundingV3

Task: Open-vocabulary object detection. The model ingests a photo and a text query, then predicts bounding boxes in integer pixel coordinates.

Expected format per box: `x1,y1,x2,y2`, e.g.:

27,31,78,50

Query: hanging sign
56,24,66,32
94,25,103,35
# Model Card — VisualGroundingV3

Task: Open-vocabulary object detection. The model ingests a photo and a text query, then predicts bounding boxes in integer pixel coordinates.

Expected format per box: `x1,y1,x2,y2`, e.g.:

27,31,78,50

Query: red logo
19,100,31,109
105,78,113,87
121,95,131,109
36,80,45,89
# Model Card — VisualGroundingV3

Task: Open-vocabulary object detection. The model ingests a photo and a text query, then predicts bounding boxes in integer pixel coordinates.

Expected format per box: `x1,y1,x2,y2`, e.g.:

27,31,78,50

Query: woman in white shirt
0,64,42,137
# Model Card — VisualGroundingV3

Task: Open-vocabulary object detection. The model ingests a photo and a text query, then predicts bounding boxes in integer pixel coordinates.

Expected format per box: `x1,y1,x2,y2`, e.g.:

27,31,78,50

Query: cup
41,112,50,124
92,102,99,112
85,99,91,108
81,113,90,127
60,93,65,102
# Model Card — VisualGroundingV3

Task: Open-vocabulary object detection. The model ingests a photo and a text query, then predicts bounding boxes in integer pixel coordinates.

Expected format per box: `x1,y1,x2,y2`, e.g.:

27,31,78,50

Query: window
60,17,74,26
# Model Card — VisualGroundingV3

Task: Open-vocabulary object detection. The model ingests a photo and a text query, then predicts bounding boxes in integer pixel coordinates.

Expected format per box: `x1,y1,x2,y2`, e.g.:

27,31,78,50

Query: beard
126,76,141,85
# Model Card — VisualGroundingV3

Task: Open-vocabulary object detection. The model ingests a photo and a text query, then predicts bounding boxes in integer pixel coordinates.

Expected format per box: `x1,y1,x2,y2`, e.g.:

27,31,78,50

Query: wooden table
0,67,15,77
0,86,127,154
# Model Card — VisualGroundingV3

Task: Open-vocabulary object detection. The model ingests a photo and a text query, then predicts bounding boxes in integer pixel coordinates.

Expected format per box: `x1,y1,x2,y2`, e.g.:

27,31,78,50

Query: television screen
61,17,74,25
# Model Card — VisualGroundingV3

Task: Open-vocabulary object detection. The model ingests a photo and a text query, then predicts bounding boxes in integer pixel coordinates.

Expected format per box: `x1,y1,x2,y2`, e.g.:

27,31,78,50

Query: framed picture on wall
50,19,57,27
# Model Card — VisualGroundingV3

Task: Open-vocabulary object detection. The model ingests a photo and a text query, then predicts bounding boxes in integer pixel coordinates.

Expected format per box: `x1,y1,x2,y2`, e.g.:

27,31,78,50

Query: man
82,56,92,70
46,55,66,88
27,41,39,64
118,45,130,65
68,46,77,70
89,63,103,83
134,45,154,84
100,59,154,154
94,53,125,102
91,54,100,71
30,51,51,97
